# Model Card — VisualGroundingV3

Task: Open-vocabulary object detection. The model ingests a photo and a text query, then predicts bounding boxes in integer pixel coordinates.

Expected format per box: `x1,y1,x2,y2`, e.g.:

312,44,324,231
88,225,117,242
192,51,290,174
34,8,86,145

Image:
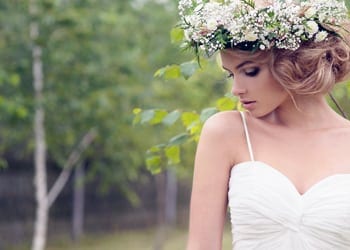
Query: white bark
72,162,85,241
32,105,48,250
165,169,177,226
29,2,96,249
154,172,166,250
30,1,48,248
47,128,97,207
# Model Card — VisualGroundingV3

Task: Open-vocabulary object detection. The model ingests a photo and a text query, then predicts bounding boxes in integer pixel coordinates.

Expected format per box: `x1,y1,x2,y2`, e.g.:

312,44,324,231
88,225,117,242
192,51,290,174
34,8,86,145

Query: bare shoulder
201,110,244,140
198,111,246,165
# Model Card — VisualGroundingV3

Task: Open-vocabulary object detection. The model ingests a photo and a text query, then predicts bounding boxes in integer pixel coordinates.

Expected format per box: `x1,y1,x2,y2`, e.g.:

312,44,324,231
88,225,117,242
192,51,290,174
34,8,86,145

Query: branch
47,128,97,208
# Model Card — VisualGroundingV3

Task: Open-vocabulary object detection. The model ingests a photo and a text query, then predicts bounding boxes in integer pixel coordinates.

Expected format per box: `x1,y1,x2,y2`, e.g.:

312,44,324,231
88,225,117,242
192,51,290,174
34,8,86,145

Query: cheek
260,80,288,104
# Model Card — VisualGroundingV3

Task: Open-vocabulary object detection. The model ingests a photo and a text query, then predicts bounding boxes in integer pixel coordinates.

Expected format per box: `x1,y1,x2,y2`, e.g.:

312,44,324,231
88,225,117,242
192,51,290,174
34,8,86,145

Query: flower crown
178,0,349,56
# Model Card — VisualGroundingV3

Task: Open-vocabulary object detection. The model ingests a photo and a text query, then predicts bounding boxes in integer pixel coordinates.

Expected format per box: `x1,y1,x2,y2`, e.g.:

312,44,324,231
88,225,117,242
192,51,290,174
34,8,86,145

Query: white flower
245,31,258,41
305,21,319,35
206,19,218,31
184,29,191,41
178,0,348,56
255,0,273,8
314,31,328,42
319,13,327,23
304,7,316,18
294,25,304,36
194,3,204,13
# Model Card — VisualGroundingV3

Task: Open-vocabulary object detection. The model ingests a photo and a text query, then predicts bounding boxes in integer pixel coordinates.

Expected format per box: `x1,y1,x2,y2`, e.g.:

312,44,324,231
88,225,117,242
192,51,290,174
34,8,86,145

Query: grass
52,226,232,250
11,225,232,250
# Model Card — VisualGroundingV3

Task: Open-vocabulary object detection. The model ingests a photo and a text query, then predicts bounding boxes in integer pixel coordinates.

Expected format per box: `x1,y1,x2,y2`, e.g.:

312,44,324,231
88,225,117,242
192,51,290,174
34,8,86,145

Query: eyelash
226,67,260,79
245,67,260,77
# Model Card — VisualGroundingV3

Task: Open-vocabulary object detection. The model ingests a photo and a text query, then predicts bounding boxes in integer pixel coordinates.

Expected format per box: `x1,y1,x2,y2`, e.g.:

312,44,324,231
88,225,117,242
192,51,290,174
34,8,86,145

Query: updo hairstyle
231,34,350,95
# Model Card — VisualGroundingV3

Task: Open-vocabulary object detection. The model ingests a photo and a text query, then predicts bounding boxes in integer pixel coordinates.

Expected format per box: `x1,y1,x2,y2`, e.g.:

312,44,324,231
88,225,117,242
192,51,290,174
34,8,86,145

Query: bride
178,0,350,249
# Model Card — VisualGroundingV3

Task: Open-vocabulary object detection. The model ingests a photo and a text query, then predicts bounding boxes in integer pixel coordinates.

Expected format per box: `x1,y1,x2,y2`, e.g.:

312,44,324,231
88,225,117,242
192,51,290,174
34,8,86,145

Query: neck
263,94,345,130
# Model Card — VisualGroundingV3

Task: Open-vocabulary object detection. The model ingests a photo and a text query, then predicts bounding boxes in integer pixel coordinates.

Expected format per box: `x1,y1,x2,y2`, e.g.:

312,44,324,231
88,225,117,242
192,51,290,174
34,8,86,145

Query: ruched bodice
228,112,350,249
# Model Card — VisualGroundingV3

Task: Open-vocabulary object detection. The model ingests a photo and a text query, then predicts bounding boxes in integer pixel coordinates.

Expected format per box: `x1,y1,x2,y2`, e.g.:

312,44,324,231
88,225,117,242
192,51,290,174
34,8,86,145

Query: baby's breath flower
207,19,218,30
245,31,258,41
304,7,316,18
178,0,348,56
259,44,266,50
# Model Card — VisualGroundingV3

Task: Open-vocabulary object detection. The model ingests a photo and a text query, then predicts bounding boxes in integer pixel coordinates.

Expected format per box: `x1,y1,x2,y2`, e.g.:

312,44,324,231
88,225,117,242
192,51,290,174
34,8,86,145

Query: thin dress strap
239,111,255,161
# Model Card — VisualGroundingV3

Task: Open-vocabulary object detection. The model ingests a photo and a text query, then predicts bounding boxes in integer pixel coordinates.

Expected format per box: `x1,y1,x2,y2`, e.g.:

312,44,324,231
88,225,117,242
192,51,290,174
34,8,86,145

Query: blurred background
2,1,350,250
0,0,232,249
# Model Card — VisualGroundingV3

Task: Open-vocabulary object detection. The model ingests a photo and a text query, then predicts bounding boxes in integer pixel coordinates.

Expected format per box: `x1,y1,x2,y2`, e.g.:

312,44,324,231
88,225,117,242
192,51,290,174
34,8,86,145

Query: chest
241,128,350,194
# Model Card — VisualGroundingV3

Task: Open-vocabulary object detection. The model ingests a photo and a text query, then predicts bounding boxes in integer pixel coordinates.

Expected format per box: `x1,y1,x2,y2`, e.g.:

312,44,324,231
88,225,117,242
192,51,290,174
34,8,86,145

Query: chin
246,109,272,119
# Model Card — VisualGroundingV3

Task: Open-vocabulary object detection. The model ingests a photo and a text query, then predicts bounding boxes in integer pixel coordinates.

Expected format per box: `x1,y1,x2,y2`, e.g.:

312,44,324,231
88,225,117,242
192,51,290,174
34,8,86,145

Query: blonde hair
230,34,350,96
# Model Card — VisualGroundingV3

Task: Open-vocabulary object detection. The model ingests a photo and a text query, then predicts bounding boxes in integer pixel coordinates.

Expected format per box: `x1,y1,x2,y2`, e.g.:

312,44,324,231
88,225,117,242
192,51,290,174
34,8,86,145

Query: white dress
228,112,350,250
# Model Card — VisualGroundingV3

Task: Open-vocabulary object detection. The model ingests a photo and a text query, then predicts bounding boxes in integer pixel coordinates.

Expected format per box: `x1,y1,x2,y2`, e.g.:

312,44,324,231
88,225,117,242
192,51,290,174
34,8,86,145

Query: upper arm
187,111,242,250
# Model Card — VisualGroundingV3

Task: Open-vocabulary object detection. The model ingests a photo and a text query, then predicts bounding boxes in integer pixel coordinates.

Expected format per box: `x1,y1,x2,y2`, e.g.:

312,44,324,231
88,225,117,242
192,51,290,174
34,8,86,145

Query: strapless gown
228,161,350,250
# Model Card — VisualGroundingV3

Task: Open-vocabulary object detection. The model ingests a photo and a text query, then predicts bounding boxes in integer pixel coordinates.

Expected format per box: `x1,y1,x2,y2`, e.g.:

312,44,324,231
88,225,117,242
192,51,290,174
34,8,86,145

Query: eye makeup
244,67,260,77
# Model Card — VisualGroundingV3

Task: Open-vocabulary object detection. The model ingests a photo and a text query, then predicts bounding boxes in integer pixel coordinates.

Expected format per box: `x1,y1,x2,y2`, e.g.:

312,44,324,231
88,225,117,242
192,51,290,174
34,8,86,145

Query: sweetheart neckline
231,161,350,197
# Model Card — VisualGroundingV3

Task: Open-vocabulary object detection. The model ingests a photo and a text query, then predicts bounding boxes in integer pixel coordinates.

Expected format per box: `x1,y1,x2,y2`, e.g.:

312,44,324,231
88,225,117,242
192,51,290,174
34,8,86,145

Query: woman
178,0,350,249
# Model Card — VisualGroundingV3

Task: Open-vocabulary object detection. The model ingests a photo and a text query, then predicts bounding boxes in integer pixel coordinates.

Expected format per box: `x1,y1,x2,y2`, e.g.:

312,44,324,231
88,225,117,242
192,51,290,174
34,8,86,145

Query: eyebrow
222,60,255,72
236,60,255,70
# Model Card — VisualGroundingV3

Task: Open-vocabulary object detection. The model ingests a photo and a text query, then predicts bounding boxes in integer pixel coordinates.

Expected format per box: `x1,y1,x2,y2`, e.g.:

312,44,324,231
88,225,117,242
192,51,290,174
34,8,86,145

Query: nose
231,81,246,96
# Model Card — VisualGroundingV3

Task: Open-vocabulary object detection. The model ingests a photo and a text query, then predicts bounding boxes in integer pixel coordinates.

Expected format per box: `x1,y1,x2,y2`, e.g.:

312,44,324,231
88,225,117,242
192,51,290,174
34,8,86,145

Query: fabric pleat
228,161,350,250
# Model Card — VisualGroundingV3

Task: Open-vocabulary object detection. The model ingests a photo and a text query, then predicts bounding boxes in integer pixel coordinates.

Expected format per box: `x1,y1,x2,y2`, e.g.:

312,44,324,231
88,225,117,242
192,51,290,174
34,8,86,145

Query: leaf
168,133,189,146
140,110,155,124
180,61,199,79
133,108,142,115
241,0,255,8
150,109,168,125
181,111,200,127
9,74,20,87
170,27,184,43
154,65,181,79
165,145,180,165
132,108,142,125
164,65,181,79
146,155,162,174
188,121,202,135
200,107,217,122
154,66,166,78
15,107,28,119
147,144,166,154
345,0,350,11
216,96,236,111
162,110,181,126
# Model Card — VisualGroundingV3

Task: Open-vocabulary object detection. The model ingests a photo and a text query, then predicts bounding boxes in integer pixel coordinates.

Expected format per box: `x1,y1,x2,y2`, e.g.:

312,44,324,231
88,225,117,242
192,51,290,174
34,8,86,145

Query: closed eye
227,72,234,79
245,67,260,77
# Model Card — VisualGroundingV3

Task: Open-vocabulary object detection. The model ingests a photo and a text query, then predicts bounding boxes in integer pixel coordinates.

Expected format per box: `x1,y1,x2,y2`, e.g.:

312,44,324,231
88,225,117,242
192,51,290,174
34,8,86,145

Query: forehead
220,49,270,69
220,50,256,69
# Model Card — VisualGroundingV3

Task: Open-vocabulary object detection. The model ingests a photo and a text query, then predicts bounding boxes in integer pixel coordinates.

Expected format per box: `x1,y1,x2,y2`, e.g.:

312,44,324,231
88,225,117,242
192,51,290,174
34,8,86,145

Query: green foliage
170,27,184,43
154,60,200,80
241,0,255,8
0,0,202,203
134,91,238,173
345,0,350,11
216,95,237,111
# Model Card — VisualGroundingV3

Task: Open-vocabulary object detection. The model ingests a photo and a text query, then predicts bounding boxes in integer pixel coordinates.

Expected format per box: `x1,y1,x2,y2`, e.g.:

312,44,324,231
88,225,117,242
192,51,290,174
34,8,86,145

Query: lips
241,100,255,105
240,100,256,110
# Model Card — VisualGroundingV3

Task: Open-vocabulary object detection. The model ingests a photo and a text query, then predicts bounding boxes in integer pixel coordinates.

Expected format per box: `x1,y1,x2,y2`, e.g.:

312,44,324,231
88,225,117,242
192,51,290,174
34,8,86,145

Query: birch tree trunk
165,169,177,226
72,162,85,242
29,2,97,248
154,172,166,250
30,1,48,249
